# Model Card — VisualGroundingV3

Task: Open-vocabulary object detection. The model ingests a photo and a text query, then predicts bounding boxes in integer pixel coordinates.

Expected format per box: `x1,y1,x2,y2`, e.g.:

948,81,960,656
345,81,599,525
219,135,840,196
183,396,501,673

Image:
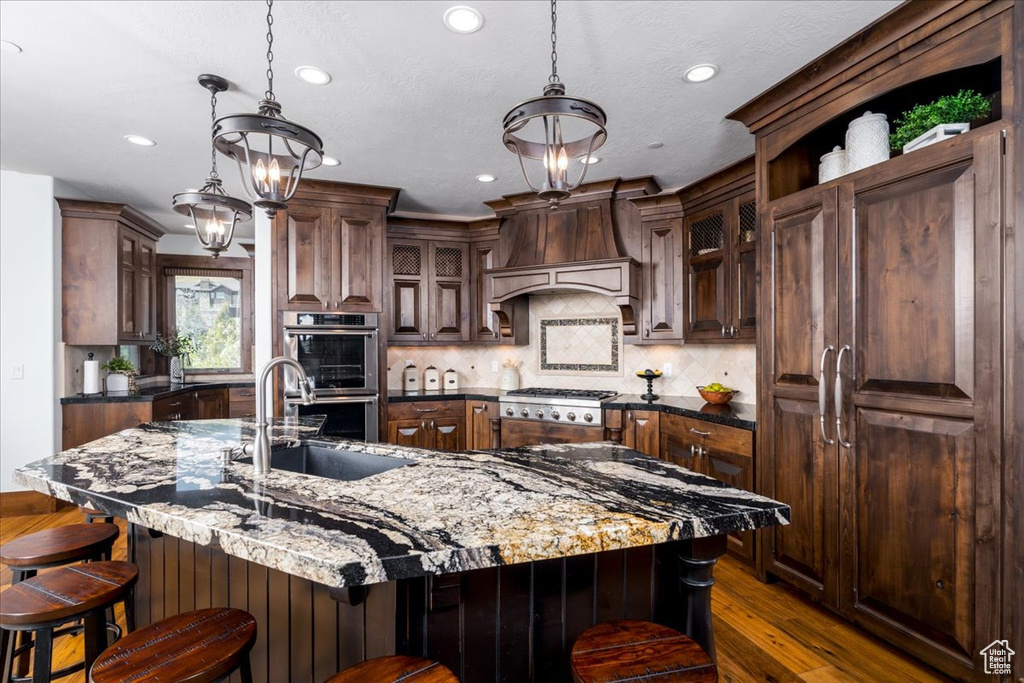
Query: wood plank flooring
0,509,951,682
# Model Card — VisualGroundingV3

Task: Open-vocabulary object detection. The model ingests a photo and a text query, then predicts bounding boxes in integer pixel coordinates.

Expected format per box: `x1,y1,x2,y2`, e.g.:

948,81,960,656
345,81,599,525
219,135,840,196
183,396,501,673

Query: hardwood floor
0,510,950,682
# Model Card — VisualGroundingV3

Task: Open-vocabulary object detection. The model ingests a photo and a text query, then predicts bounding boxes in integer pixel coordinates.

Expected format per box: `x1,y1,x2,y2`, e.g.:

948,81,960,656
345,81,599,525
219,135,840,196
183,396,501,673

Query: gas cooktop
500,387,618,427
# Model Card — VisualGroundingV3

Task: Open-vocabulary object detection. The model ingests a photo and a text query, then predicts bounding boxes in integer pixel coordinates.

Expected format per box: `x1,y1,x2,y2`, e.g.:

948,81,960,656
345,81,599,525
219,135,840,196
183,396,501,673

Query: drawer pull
688,427,711,437
415,407,439,413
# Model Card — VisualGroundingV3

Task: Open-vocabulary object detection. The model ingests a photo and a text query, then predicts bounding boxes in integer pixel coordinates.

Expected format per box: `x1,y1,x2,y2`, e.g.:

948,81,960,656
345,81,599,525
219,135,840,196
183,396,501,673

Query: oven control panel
499,400,603,427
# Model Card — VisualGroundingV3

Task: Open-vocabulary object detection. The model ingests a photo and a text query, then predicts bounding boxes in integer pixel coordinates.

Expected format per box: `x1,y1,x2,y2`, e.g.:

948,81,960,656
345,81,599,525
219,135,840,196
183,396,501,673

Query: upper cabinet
59,199,162,346
386,217,527,346
631,158,755,344
272,180,398,315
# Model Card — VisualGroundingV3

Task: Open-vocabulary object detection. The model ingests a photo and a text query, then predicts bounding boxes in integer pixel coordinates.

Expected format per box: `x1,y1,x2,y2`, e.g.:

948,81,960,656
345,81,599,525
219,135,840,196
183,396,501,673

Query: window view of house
173,275,242,370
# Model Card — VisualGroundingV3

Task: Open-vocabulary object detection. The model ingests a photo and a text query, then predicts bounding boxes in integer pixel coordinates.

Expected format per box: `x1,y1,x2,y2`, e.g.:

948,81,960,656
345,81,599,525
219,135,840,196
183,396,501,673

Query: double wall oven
283,312,379,441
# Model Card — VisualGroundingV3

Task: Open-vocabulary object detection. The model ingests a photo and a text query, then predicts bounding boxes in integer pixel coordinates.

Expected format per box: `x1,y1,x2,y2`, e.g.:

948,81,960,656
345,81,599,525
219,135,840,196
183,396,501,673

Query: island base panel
130,525,725,683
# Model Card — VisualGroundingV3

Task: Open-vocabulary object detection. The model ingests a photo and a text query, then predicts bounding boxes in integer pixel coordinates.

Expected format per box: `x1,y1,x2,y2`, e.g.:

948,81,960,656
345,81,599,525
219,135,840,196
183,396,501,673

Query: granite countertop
61,381,256,405
387,387,505,402
603,395,757,431
15,418,787,589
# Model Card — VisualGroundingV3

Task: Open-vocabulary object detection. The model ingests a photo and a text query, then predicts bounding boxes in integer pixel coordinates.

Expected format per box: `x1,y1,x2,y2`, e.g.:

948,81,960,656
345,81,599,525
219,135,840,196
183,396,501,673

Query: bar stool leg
124,591,136,633
240,655,254,683
31,627,53,683
1,628,13,683
82,609,107,675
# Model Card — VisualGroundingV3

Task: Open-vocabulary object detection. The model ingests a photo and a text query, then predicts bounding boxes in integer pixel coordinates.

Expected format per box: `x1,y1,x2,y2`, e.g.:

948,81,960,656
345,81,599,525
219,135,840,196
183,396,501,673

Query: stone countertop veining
387,387,505,402
603,395,757,431
60,381,256,405
14,418,788,589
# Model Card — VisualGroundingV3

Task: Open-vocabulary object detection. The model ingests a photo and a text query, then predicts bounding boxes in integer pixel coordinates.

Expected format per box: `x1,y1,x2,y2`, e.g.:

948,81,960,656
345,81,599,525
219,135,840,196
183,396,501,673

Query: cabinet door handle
430,420,435,430
422,333,427,340
721,325,727,338
626,411,632,422
818,345,835,445
730,325,737,337
688,427,711,437
835,345,852,448
415,407,438,413
644,328,650,338
421,421,426,430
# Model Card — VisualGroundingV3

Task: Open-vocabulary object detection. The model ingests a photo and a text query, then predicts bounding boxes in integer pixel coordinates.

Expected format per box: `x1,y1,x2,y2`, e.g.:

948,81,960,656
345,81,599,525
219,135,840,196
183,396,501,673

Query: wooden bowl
697,386,736,405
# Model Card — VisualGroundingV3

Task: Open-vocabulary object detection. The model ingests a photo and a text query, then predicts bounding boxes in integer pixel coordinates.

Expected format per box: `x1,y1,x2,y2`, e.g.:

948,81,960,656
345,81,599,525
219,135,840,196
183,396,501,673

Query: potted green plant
890,89,992,153
102,356,138,393
151,329,200,384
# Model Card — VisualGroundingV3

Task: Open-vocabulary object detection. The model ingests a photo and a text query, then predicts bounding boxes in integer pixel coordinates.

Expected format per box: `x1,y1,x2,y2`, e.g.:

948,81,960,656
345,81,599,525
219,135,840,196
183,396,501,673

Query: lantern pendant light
502,0,607,209
173,74,253,258
213,0,324,217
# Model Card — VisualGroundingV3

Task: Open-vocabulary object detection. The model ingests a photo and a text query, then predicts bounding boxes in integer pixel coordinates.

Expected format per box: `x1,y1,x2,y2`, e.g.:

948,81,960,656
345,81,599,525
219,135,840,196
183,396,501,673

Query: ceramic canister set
818,111,890,183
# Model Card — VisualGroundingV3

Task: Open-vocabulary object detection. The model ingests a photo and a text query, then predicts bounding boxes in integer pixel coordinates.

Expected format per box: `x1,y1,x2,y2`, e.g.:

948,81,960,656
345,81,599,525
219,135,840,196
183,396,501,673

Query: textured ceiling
0,0,900,235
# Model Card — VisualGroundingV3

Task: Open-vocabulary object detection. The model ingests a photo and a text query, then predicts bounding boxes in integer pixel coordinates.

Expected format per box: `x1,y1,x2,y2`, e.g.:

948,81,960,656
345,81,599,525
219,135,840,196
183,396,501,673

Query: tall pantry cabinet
729,1,1021,680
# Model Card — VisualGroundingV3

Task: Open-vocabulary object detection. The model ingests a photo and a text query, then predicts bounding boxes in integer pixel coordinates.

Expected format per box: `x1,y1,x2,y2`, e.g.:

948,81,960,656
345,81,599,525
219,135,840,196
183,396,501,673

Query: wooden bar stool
89,608,257,683
570,620,718,683
0,561,137,683
325,656,458,682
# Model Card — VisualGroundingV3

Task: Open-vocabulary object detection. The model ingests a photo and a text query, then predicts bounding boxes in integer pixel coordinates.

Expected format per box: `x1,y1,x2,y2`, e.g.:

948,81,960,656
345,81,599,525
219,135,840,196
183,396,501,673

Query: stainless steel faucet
248,356,316,475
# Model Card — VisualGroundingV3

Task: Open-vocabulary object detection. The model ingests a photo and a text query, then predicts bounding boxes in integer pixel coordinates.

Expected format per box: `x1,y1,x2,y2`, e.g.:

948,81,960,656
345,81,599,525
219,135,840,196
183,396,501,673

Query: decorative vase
499,367,520,392
107,373,129,393
170,355,184,384
818,146,847,183
845,111,890,173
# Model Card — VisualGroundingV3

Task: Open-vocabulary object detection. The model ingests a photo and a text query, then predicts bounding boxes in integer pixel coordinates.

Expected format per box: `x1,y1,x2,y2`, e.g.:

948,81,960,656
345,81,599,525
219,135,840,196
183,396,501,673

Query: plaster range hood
483,178,658,338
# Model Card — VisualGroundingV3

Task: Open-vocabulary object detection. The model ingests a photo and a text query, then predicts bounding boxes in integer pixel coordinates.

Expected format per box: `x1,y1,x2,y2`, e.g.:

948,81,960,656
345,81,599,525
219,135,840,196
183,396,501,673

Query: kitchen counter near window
60,380,255,404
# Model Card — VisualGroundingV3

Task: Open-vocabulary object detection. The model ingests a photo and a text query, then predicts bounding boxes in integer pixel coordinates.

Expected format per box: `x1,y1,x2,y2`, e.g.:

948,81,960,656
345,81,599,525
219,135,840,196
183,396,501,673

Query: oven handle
283,327,377,337
285,396,378,405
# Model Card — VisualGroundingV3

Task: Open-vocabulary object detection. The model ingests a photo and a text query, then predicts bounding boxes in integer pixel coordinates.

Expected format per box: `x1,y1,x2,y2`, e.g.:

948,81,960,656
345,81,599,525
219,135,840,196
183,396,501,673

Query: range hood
483,178,657,337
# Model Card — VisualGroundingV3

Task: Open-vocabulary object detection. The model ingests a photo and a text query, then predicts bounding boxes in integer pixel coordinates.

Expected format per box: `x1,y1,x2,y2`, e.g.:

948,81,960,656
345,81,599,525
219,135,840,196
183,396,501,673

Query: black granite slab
15,418,787,589
387,387,504,402
61,381,255,404
603,395,757,431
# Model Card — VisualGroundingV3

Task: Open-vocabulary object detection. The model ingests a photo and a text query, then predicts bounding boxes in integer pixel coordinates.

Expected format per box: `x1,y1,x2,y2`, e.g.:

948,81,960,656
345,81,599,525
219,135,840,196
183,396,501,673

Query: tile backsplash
387,294,757,404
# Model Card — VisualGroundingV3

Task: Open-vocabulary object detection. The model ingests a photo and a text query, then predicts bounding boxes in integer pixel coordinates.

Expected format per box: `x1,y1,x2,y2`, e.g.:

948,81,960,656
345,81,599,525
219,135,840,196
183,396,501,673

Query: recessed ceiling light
476,174,496,183
123,134,156,147
184,223,197,229
683,64,719,83
647,141,664,149
0,40,22,53
321,155,341,166
444,6,484,34
294,65,332,85
579,156,600,165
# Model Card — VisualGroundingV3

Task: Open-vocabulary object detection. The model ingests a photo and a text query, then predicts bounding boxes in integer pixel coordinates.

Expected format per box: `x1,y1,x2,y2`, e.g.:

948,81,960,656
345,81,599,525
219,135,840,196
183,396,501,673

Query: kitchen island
15,418,789,682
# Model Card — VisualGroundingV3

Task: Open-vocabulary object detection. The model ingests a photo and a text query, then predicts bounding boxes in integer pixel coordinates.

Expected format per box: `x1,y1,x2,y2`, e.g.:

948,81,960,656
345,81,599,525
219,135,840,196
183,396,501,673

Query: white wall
0,171,59,490
155,233,252,258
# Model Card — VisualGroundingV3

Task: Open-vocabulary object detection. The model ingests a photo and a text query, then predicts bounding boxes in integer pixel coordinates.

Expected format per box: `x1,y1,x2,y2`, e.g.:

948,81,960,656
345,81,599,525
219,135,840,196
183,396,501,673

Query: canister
403,365,419,391
443,368,459,391
424,366,440,390
818,146,847,183
845,111,890,173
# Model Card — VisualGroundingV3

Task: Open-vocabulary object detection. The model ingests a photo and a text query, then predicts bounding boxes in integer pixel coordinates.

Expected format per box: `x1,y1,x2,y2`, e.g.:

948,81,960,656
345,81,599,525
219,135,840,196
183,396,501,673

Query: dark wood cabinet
274,203,385,313
195,388,228,419
640,219,685,342
466,400,499,450
387,418,431,449
469,241,502,343
386,238,469,343
621,410,660,457
387,400,468,452
227,387,257,418
759,132,1005,675
59,199,162,346
151,393,196,422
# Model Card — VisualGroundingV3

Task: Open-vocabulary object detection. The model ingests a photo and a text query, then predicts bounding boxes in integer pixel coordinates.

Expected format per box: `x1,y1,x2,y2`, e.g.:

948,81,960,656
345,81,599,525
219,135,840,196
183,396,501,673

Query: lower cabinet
466,400,499,450
62,386,252,450
387,399,501,451
619,409,756,566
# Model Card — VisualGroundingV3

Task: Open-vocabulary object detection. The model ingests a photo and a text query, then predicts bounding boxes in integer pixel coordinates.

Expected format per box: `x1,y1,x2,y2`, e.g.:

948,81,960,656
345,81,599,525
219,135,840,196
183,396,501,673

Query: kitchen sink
238,444,411,481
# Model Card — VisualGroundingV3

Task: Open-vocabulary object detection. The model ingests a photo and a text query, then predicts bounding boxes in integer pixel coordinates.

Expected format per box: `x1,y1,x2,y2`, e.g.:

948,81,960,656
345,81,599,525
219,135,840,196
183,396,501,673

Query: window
160,256,253,373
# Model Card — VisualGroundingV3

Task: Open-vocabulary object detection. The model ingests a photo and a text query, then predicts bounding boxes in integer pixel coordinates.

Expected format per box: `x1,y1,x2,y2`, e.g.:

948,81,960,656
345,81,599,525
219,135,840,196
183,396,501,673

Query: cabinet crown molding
56,198,164,240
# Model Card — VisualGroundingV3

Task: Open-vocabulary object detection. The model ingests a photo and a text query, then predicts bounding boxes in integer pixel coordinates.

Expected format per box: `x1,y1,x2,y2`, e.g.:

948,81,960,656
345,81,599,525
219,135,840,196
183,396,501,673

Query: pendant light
502,0,607,208
173,75,252,259
213,0,324,217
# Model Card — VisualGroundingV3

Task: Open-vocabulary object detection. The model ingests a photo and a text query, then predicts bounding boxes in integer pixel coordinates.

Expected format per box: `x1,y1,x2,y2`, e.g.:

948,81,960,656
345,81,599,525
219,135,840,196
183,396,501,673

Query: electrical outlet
491,361,499,373
11,364,24,380
663,362,673,377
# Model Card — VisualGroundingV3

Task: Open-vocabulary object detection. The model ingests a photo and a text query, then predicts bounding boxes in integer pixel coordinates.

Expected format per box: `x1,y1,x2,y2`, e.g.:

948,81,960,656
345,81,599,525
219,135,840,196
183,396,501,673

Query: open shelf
767,58,1002,202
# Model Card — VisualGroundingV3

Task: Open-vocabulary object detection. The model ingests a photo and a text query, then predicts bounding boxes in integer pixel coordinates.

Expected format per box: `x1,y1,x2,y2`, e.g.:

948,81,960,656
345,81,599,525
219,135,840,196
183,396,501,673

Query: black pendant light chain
264,0,275,100
209,86,220,179
549,0,558,84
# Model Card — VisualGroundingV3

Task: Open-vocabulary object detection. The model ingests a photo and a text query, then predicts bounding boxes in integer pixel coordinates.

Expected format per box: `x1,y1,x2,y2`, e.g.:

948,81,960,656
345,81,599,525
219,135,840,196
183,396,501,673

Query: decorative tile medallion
540,317,620,374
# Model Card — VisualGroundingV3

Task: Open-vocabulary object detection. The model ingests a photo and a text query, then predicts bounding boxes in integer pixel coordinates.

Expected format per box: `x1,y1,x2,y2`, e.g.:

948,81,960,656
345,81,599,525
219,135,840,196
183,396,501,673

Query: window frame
157,254,254,374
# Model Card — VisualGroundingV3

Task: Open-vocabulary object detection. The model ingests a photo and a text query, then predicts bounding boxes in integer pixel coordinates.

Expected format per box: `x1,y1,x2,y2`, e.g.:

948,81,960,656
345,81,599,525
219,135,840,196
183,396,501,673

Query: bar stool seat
89,608,257,683
570,620,718,683
325,656,458,682
0,561,137,683
0,524,118,574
